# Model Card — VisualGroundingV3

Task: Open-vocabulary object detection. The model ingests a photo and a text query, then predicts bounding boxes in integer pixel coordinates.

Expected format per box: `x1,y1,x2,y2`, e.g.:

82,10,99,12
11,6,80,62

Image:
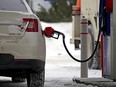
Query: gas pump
101,0,116,81
99,0,114,80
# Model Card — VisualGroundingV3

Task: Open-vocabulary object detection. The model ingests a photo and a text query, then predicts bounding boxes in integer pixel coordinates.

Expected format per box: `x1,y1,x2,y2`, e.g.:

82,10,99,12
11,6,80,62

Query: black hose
58,29,101,63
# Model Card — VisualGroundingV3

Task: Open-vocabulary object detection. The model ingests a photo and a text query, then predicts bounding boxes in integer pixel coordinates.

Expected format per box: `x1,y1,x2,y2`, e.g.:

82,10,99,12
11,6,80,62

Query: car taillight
23,18,38,32
106,0,113,13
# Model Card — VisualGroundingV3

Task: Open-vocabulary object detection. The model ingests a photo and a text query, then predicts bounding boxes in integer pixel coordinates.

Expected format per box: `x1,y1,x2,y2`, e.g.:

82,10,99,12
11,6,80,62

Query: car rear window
0,0,27,12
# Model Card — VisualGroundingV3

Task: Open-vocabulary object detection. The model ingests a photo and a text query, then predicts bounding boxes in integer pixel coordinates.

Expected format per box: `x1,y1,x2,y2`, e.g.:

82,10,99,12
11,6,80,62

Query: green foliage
36,0,76,22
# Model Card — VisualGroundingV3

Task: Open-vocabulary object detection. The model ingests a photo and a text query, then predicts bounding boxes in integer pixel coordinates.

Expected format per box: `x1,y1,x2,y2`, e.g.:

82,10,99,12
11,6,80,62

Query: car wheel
27,69,45,87
12,77,26,82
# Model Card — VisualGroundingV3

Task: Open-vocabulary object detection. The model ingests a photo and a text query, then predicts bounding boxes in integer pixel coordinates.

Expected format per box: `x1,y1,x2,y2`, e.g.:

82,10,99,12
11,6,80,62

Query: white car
0,0,46,87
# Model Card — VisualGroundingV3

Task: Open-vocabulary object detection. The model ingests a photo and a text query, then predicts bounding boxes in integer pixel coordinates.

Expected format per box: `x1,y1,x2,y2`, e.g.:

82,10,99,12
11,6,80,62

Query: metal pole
80,17,88,78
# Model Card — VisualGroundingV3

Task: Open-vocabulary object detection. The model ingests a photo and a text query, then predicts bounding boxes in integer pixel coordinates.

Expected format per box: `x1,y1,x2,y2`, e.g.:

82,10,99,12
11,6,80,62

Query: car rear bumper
0,58,45,69
0,54,45,68
0,58,45,77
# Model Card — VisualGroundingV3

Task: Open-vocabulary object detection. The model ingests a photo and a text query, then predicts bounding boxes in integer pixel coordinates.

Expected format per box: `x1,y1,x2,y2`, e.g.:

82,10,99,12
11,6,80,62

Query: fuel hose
57,28,101,63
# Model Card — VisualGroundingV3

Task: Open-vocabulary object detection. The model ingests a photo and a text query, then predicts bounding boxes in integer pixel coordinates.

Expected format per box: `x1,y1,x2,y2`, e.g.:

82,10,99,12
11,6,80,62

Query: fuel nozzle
43,27,64,39
43,27,55,38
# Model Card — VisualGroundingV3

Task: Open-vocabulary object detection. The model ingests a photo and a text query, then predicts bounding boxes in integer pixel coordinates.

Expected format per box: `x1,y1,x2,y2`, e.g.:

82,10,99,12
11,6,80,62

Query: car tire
12,77,26,82
27,69,45,87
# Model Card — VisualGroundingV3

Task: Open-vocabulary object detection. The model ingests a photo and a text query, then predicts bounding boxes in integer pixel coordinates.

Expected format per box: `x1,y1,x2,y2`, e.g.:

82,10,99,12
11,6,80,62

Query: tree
36,0,76,22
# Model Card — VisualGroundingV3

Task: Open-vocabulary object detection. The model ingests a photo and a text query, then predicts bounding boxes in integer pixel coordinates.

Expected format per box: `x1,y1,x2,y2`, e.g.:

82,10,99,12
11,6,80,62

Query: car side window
0,0,27,12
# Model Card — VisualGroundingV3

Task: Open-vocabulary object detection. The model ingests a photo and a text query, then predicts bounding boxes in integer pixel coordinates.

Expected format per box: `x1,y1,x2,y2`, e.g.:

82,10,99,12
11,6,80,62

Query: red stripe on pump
81,22,88,24
106,0,113,13
81,32,88,34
